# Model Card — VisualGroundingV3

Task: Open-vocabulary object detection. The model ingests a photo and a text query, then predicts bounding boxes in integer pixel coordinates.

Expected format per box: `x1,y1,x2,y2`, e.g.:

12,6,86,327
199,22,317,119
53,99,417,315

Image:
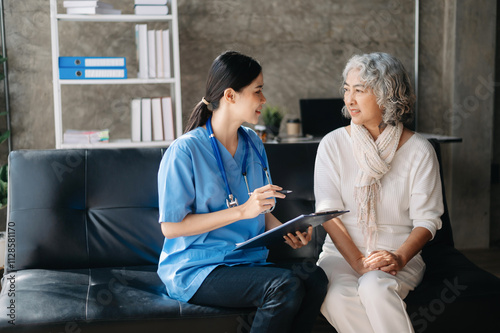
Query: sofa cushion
406,245,500,332
6,149,166,273
0,265,255,333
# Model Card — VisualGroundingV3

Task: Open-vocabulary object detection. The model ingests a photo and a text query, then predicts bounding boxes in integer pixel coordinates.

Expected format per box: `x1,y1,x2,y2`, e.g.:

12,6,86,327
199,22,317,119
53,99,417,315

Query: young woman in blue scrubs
157,51,328,333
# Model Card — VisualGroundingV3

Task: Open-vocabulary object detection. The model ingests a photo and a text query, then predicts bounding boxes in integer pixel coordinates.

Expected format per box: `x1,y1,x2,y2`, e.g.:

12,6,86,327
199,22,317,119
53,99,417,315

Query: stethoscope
206,116,273,212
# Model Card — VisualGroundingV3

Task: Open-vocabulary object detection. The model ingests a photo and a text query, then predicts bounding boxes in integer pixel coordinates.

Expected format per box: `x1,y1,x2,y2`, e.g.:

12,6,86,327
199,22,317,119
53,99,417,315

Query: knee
265,270,305,311
358,270,399,300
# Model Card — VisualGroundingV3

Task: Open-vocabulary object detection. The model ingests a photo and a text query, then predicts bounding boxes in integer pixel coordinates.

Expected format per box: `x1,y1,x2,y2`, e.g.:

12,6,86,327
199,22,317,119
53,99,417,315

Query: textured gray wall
1,0,497,249
449,1,496,248
4,0,415,146
417,0,497,249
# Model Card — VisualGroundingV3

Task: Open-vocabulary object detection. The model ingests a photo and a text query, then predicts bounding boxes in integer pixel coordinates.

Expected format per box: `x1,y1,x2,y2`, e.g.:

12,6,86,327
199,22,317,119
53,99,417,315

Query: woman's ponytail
184,101,211,133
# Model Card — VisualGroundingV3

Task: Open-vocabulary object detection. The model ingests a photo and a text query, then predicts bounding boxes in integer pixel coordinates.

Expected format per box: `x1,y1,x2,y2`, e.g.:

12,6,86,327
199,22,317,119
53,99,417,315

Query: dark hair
184,51,262,133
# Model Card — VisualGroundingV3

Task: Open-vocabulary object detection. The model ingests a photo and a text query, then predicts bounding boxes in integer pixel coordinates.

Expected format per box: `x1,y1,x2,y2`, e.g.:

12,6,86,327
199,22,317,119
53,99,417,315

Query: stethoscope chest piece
226,194,239,208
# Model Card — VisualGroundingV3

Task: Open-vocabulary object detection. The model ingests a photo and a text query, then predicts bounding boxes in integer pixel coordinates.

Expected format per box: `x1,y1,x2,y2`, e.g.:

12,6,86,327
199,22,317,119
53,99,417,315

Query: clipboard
233,210,349,251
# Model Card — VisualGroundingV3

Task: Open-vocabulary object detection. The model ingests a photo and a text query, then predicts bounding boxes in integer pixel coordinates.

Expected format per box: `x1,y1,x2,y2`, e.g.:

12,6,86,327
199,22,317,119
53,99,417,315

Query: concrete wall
0,0,497,249
493,2,500,248
418,0,497,249
450,1,496,248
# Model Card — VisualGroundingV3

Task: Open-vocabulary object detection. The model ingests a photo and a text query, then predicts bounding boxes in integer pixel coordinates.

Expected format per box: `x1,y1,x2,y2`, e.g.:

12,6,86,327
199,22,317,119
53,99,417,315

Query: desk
266,133,462,144
418,133,462,143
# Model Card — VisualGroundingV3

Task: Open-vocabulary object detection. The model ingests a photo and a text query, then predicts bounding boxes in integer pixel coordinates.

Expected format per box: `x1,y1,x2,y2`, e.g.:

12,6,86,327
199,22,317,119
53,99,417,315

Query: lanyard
206,116,271,209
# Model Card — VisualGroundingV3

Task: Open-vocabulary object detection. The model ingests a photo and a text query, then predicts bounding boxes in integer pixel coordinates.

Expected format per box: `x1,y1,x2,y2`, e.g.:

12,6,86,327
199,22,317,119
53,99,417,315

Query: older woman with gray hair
314,52,444,333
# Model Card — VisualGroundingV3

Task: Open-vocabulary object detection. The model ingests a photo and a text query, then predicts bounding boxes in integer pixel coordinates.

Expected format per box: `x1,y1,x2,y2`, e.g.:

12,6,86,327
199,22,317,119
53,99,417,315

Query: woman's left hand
283,226,313,249
363,250,404,275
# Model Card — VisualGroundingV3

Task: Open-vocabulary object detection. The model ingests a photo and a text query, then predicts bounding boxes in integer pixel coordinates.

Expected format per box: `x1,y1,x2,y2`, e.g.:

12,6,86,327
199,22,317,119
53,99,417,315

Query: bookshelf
49,0,182,149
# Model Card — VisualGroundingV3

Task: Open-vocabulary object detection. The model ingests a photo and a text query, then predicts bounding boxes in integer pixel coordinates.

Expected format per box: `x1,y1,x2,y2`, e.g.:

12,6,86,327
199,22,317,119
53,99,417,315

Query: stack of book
63,129,110,144
135,25,171,79
59,56,127,79
63,1,122,15
134,0,169,15
131,97,174,142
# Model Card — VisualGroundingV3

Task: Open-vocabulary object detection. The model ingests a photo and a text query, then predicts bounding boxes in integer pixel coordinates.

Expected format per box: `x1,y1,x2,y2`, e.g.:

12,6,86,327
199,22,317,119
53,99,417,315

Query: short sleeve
314,134,345,213
158,144,195,223
409,141,444,239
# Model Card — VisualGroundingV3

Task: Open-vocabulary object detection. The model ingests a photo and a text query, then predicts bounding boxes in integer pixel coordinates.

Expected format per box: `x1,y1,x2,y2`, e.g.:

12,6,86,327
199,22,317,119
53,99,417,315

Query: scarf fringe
354,181,380,253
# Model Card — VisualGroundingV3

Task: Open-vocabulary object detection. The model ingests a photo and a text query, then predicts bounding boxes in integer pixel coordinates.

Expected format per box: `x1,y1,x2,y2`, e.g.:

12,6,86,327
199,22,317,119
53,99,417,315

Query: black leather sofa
0,140,499,332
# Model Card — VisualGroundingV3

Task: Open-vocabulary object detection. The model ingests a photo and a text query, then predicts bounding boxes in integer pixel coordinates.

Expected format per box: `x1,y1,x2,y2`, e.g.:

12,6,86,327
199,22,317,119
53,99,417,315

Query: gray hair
341,52,415,125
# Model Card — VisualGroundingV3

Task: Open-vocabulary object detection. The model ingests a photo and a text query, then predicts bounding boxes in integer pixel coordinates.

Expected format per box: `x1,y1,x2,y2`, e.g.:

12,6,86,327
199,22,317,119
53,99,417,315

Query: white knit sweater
314,127,444,253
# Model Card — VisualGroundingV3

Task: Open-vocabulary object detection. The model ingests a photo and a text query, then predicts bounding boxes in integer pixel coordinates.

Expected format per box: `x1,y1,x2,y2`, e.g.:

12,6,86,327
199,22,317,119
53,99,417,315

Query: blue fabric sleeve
158,144,195,223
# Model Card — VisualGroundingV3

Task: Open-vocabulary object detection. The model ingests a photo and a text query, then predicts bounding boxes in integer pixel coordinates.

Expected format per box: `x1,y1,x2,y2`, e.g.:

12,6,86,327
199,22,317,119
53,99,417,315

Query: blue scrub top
157,126,271,302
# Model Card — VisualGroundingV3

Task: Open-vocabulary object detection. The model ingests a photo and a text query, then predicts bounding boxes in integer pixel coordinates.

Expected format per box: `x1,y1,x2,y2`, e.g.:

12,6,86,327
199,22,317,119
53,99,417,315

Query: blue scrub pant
189,261,328,333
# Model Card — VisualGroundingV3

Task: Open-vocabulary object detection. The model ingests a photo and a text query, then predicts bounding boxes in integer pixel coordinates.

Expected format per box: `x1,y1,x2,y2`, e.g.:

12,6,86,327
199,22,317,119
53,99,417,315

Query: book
155,30,163,78
59,67,127,79
59,57,125,68
161,97,175,141
162,30,171,78
134,5,169,15
66,7,122,15
63,1,113,8
151,98,164,141
135,24,148,79
147,30,156,78
141,98,152,142
135,0,167,4
63,129,110,144
131,99,142,142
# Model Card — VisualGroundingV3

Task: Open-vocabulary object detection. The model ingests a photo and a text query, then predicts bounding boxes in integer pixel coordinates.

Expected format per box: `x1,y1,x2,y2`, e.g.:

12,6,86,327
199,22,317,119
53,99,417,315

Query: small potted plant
261,105,283,138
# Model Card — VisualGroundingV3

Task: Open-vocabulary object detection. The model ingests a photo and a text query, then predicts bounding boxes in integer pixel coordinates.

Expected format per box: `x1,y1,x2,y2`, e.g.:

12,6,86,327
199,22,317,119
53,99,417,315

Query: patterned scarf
351,121,403,254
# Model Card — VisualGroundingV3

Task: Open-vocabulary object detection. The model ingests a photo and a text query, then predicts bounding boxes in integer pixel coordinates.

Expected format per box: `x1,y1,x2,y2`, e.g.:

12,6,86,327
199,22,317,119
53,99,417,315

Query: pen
248,190,293,196
277,190,293,194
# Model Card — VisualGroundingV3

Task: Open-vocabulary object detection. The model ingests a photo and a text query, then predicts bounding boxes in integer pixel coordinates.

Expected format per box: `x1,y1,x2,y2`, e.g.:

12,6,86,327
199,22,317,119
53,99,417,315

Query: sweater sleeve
314,133,345,213
409,141,444,239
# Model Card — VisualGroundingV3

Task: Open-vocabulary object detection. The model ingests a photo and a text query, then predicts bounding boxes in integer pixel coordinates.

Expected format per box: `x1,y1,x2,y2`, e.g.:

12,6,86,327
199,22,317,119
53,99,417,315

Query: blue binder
59,57,126,68
59,67,127,79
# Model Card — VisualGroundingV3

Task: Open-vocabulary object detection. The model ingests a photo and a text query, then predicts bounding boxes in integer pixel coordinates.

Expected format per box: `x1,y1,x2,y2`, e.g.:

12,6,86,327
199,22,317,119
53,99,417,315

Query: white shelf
59,78,176,85
61,140,173,149
56,14,173,22
50,0,183,149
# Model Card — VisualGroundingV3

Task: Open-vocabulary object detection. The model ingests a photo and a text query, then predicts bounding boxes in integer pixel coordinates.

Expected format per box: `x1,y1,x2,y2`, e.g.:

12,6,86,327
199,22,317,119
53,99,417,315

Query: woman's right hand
323,217,373,275
352,255,371,275
240,184,286,219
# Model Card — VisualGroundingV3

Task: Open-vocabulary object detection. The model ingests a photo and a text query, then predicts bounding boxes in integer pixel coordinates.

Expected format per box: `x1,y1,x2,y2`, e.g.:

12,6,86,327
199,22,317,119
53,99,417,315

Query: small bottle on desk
255,125,267,142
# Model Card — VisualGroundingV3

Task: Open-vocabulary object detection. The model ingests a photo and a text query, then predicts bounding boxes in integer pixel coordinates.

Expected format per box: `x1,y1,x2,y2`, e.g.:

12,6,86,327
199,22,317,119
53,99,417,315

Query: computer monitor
299,98,350,137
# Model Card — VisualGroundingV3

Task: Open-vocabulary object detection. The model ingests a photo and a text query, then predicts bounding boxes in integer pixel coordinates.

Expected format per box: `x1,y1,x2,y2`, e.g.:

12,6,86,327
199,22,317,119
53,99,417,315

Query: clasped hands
357,250,405,276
